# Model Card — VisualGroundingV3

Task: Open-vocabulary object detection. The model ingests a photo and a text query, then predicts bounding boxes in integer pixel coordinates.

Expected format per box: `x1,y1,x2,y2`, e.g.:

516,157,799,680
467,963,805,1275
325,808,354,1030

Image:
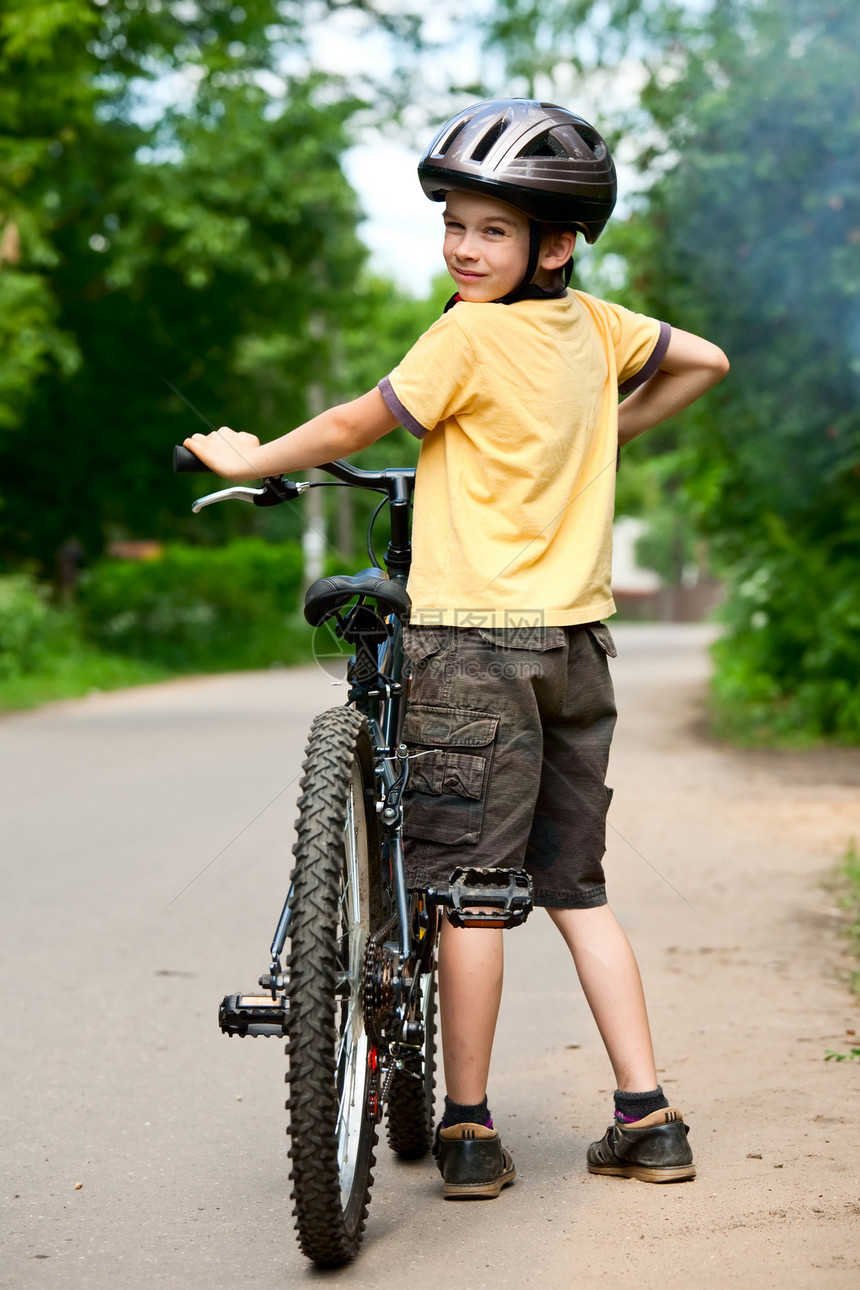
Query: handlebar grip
173,444,213,474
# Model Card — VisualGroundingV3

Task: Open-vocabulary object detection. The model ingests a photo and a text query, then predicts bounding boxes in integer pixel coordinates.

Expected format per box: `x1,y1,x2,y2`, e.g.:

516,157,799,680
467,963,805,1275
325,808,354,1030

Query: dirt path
1,624,858,1287
544,624,860,1287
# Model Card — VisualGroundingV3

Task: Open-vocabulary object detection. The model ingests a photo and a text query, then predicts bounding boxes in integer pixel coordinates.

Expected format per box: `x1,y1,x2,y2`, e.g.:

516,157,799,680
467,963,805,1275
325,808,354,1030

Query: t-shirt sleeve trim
618,320,672,397
378,376,431,440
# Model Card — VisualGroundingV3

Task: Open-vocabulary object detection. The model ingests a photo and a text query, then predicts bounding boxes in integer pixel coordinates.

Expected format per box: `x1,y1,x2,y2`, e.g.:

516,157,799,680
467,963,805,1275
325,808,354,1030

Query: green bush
77,539,314,671
710,516,860,744
0,573,78,679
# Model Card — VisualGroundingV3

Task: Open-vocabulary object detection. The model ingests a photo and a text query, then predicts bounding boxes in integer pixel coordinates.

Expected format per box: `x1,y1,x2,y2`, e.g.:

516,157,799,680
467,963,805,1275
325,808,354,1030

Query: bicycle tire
385,969,436,1158
286,707,384,1267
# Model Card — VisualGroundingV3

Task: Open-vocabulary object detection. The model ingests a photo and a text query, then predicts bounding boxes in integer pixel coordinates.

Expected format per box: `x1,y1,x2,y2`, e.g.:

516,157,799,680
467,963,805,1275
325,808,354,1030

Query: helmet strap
523,222,543,287
493,222,566,305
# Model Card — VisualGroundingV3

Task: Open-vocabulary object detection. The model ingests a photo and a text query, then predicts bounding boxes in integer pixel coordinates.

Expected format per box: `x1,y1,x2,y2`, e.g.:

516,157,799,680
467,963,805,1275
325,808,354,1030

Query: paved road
2,626,858,1288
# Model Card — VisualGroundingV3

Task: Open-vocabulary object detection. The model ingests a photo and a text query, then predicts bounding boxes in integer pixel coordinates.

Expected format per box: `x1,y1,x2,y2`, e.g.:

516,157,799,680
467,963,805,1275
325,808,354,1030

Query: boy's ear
540,229,576,271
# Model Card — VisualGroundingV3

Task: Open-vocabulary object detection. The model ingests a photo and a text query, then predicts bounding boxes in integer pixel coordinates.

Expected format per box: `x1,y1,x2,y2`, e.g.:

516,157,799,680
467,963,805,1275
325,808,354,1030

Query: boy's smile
442,191,532,302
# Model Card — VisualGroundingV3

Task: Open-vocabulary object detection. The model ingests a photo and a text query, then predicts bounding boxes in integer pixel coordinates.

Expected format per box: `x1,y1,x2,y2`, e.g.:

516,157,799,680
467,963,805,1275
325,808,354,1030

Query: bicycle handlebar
173,444,213,473
173,445,414,495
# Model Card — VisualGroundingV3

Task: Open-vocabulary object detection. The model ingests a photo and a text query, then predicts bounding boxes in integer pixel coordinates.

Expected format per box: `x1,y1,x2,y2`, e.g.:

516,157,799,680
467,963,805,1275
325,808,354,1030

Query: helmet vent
434,116,471,158
575,126,606,160
518,131,569,159
471,119,509,163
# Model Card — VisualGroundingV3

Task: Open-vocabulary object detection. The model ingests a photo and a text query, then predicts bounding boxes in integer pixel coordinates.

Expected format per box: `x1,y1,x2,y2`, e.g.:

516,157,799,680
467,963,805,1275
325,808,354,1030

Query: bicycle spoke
335,995,358,1071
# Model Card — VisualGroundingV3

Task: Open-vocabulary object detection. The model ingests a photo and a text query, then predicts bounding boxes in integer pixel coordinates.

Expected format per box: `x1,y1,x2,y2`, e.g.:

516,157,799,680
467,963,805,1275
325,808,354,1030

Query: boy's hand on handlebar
183,427,262,481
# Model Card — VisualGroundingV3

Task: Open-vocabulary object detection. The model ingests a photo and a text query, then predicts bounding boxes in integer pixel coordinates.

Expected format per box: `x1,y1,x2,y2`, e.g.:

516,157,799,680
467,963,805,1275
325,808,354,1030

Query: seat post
385,474,413,582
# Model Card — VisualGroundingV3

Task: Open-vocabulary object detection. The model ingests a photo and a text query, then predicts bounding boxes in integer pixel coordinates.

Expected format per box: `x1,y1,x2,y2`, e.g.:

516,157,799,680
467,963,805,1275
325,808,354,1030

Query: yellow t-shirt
379,289,669,627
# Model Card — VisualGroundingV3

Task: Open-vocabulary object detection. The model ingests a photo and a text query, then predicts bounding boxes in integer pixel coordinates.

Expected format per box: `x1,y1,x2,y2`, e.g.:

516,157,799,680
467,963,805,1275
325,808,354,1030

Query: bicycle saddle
303,571,411,627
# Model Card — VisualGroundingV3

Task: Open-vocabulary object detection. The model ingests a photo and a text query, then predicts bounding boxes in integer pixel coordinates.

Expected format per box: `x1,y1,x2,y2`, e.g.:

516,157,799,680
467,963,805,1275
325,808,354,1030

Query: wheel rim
335,760,372,1210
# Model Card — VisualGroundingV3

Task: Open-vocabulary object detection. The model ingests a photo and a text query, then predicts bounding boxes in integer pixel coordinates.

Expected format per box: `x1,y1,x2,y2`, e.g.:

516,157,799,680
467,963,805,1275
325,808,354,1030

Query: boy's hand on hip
183,427,262,481
618,327,729,444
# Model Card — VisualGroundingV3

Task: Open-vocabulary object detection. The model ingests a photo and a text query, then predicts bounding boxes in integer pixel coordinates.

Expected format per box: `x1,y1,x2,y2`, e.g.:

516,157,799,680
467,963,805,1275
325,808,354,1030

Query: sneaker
433,1123,516,1199
587,1108,696,1183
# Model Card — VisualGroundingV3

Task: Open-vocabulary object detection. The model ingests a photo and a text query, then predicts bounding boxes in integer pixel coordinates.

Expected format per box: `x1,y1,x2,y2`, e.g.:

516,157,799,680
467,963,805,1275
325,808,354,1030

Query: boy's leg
437,919,504,1104
548,905,695,1182
432,918,516,1199
546,904,657,1091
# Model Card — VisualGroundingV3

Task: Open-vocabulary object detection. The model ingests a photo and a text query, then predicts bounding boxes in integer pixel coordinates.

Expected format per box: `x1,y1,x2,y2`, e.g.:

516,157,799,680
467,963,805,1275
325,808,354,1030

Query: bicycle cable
366,495,388,570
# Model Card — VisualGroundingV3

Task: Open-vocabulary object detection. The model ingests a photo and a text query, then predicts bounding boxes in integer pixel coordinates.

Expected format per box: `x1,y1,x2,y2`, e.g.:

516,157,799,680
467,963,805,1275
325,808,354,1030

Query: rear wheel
386,894,437,1158
286,708,385,1267
385,969,436,1158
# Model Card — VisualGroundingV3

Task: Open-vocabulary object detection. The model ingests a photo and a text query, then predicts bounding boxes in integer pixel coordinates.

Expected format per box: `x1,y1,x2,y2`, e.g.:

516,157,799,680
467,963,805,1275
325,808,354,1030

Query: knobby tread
386,973,437,1158
286,707,382,1267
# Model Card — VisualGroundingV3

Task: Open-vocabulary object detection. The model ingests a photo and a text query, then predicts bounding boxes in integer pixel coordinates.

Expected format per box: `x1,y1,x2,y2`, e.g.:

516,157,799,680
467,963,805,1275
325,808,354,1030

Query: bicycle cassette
362,941,396,1045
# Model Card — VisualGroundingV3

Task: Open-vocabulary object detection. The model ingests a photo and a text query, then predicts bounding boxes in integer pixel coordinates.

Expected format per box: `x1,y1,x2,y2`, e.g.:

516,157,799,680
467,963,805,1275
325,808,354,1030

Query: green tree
0,0,97,434
622,0,860,739
0,0,430,572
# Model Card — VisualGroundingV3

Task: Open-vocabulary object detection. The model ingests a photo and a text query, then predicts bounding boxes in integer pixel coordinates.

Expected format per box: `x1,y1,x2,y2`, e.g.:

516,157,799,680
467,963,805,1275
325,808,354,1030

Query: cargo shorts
401,622,617,909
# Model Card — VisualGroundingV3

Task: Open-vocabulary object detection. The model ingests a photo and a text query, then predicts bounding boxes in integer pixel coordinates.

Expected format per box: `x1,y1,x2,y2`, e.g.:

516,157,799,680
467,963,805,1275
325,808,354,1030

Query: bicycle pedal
219,993,288,1037
431,867,534,929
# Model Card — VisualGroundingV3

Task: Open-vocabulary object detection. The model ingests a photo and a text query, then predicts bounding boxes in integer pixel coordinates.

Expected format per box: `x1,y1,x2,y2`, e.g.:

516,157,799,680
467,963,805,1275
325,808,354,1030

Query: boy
186,99,729,1198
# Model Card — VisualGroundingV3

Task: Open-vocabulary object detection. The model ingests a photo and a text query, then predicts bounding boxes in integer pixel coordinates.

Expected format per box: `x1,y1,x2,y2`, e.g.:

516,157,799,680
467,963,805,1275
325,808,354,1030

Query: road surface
2,625,859,1288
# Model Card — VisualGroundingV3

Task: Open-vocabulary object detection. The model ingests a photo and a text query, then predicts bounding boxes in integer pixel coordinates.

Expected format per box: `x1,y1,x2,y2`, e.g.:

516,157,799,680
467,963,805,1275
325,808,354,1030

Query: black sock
441,1094,493,1128
613,1086,669,1123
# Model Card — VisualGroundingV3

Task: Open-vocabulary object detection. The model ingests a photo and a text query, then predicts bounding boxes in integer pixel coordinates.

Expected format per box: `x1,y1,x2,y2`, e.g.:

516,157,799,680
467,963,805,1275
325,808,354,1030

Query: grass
817,842,860,1063
831,838,860,1002
0,648,172,712
0,622,320,714
825,1047,860,1062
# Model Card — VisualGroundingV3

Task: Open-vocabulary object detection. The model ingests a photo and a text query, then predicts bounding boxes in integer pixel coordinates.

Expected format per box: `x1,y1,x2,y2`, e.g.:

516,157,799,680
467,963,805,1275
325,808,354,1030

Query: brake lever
191,478,309,512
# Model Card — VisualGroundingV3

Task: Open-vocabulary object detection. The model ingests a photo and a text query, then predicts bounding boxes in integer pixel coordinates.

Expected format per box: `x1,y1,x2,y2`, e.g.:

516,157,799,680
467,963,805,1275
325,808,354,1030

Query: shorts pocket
585,622,617,658
402,625,449,666
402,703,498,846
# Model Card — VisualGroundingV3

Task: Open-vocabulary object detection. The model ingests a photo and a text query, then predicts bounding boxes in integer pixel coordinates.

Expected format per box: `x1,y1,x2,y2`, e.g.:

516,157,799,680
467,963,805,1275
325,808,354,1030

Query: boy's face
442,191,531,302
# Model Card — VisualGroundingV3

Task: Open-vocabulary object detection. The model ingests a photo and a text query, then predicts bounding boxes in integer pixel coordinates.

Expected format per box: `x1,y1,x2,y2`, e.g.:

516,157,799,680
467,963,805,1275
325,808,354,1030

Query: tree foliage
625,0,860,740
0,0,431,571
484,0,686,89
0,0,97,433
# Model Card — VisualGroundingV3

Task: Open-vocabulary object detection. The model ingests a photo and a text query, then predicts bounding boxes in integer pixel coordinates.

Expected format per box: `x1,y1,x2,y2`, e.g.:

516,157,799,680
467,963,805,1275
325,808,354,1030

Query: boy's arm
183,388,400,481
617,328,729,446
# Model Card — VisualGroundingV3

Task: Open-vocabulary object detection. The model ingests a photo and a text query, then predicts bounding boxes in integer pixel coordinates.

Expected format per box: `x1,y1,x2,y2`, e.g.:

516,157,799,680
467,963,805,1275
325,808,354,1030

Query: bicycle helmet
418,99,617,244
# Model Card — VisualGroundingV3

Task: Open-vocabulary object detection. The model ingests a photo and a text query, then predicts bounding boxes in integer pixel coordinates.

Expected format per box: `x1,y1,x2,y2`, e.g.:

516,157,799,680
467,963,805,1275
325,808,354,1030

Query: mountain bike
173,445,533,1266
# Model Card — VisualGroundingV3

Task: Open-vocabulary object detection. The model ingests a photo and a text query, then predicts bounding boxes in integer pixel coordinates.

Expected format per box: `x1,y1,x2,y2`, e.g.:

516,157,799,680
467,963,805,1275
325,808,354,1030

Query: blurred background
1,0,858,743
